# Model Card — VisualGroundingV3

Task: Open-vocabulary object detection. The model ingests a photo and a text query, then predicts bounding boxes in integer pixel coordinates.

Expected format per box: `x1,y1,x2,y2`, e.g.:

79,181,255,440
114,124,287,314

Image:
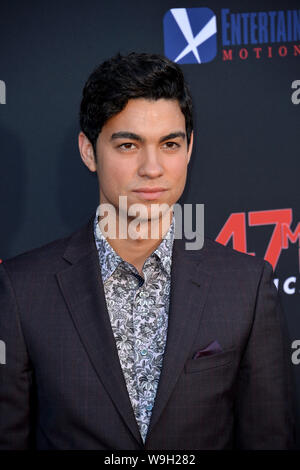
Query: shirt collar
93,204,175,281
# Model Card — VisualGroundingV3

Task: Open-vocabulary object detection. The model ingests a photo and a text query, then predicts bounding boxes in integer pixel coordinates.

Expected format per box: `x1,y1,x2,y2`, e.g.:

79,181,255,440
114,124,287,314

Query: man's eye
118,142,136,150
163,141,180,149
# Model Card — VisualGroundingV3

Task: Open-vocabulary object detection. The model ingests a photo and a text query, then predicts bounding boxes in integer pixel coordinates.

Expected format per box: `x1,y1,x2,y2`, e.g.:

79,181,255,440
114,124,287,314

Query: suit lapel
145,237,212,443
56,216,144,447
56,216,212,448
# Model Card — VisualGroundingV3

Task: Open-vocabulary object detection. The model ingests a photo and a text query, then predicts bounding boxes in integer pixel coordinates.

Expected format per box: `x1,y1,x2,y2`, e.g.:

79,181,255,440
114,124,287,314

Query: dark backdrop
0,0,299,448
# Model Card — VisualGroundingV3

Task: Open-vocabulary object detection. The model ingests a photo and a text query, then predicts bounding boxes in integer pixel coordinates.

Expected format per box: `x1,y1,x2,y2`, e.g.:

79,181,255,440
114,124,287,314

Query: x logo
164,8,217,64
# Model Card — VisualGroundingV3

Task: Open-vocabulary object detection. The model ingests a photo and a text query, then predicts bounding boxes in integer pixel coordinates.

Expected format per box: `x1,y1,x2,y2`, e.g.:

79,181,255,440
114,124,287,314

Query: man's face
83,98,193,221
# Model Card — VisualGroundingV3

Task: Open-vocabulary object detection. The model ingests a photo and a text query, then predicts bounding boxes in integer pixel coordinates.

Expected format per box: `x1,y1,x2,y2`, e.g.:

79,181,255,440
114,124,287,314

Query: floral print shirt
93,205,175,443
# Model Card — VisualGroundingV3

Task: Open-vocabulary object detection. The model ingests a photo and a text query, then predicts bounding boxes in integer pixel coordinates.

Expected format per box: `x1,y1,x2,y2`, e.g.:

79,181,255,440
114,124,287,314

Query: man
0,52,295,449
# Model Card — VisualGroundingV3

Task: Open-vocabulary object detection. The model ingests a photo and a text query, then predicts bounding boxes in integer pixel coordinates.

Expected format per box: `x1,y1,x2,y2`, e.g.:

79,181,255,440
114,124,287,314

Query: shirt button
141,349,148,356
146,405,153,411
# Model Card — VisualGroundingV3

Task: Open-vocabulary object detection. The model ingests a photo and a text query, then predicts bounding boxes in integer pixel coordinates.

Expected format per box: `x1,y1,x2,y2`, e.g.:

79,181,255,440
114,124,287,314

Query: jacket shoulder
196,236,271,273
2,215,95,276
1,233,71,274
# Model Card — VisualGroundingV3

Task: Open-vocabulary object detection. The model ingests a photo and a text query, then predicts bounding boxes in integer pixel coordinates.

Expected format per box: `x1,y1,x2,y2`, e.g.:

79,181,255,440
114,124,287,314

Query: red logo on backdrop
216,208,300,271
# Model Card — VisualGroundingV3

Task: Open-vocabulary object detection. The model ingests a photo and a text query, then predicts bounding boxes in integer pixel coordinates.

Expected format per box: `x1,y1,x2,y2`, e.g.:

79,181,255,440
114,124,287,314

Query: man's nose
137,147,164,178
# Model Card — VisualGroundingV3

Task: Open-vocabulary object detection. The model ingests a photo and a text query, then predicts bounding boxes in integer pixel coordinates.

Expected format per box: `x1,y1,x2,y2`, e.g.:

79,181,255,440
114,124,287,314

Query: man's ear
78,131,97,172
187,131,194,165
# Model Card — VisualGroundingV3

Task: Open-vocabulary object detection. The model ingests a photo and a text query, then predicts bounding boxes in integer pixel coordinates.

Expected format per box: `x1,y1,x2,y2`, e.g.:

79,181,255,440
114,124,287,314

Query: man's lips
133,187,167,200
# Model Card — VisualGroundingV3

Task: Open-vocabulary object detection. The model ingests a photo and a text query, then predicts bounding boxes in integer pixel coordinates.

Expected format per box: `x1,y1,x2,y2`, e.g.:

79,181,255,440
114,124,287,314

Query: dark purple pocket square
192,340,223,359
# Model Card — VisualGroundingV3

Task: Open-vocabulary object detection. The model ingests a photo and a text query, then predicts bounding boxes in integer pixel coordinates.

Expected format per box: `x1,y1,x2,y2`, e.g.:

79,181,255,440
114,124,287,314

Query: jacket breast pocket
184,347,236,374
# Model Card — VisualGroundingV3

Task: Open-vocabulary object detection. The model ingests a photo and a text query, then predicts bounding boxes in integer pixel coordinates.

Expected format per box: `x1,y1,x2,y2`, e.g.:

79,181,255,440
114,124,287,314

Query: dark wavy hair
79,52,193,159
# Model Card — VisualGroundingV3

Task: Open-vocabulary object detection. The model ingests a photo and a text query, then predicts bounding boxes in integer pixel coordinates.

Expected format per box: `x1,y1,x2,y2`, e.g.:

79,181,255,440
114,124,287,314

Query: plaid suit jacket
0,214,296,449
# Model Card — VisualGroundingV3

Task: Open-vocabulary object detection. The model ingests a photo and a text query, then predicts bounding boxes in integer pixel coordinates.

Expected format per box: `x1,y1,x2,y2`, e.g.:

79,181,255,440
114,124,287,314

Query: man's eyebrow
110,131,186,143
110,132,144,142
159,132,186,143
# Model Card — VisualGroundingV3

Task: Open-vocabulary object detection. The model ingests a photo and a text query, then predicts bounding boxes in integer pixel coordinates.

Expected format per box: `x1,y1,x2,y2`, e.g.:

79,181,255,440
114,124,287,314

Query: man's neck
98,210,173,275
